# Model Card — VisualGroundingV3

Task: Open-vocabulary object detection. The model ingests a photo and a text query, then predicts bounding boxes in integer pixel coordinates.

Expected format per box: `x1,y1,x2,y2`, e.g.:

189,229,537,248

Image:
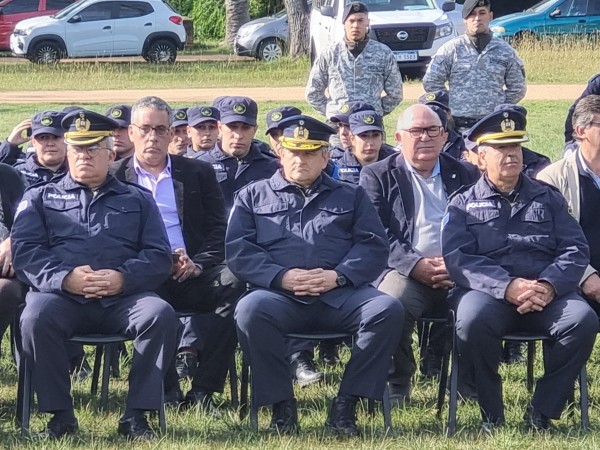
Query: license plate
393,51,418,62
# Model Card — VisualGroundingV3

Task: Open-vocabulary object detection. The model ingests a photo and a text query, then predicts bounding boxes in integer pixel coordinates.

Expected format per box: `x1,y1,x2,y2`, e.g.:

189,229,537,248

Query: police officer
423,0,526,132
228,115,403,436
11,111,67,187
334,110,395,185
186,105,220,158
418,90,465,160
360,104,478,405
306,1,403,120
168,107,191,156
198,96,280,210
105,104,134,160
442,108,599,431
13,109,178,439
265,106,302,156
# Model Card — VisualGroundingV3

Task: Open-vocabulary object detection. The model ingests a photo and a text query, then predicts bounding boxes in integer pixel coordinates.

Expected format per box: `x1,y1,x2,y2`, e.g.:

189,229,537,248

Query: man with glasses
13,109,178,439
360,104,478,406
111,96,245,414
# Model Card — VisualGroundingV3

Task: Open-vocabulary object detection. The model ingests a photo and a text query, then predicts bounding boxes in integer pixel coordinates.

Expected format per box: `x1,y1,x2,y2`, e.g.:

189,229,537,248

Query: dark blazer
0,163,25,230
359,152,479,278
110,154,227,270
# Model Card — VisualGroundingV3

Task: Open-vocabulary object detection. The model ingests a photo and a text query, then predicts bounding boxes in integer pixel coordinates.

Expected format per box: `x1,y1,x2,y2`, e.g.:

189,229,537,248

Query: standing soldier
423,0,526,132
306,1,403,120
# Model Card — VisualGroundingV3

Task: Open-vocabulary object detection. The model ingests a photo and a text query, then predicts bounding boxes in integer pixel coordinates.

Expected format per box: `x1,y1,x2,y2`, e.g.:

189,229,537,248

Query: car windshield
345,0,435,12
54,0,84,19
526,0,559,13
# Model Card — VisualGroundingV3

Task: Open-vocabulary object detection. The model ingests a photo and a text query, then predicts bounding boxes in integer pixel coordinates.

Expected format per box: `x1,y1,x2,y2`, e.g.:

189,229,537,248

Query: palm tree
284,0,310,58
225,0,250,48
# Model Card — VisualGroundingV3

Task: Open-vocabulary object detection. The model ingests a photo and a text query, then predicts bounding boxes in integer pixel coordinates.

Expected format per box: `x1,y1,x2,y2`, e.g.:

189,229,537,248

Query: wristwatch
335,271,347,288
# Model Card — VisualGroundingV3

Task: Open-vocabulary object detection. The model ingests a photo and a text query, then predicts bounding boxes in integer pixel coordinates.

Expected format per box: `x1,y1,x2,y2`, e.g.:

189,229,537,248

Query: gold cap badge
75,112,91,132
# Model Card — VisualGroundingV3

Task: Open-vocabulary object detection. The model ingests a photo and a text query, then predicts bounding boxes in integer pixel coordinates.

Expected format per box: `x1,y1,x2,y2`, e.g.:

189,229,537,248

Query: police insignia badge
500,112,515,132
201,108,212,116
363,115,375,125
111,109,123,119
293,123,309,139
75,112,91,132
175,111,187,120
271,112,282,122
352,3,360,11
426,93,436,101
233,103,246,114
340,104,350,113
40,116,53,126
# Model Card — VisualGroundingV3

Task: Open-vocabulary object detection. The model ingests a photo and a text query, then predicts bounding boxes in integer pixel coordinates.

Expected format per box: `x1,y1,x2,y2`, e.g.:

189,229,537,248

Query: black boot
326,394,360,437
269,398,299,434
289,351,324,387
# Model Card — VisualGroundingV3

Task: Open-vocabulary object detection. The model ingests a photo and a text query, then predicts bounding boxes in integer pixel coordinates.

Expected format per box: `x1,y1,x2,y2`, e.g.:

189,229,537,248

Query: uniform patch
339,167,360,173
271,112,282,122
175,111,187,120
212,163,225,172
40,116,53,126
466,200,497,211
363,115,374,125
46,193,77,200
201,107,213,117
111,109,123,119
233,103,247,115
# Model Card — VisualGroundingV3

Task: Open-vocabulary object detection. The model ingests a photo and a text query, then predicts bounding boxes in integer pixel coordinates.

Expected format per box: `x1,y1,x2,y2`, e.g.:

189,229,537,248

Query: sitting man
360,104,478,405
227,115,403,436
442,107,599,430
13,110,178,439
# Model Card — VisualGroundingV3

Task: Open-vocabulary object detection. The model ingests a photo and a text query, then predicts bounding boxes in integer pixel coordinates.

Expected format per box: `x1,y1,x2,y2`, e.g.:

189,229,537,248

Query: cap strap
279,137,330,151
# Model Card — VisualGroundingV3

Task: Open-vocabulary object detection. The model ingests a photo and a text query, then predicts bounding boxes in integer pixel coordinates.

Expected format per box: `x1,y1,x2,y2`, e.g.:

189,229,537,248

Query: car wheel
29,41,63,64
258,38,283,62
146,39,177,63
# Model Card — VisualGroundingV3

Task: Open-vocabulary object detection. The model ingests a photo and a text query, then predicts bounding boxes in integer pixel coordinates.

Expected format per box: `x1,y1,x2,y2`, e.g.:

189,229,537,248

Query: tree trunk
225,0,250,49
284,0,310,58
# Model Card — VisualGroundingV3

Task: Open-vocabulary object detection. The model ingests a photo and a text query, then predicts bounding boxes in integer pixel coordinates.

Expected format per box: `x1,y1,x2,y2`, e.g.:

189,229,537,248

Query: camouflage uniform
306,40,403,119
423,34,526,119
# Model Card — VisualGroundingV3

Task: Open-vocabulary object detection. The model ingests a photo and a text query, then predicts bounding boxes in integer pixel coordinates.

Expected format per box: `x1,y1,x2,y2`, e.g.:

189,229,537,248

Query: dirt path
0,84,586,104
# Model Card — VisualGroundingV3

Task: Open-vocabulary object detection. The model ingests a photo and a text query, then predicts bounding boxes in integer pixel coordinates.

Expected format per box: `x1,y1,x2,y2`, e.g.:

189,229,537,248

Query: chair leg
91,345,104,396
446,332,458,437
579,365,589,430
240,357,249,420
382,383,392,430
159,380,166,434
100,344,113,408
20,357,32,437
436,342,450,417
229,353,239,409
526,341,536,392
249,369,258,431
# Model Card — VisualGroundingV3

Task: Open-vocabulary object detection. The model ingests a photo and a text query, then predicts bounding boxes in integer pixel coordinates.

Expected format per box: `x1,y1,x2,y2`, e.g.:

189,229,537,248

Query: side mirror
320,5,334,17
68,14,82,23
549,8,561,18
442,1,456,12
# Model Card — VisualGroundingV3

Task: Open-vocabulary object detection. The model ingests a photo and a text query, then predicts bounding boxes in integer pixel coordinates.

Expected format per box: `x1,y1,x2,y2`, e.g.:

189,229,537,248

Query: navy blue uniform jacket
11,173,172,305
359,152,479,279
110,154,227,270
197,142,280,210
334,145,396,185
0,163,25,229
442,174,590,300
225,170,390,308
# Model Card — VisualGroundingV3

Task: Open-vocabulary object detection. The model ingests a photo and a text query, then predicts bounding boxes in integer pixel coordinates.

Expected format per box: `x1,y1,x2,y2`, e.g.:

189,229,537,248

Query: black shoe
420,350,443,378
43,416,78,439
290,351,324,387
389,381,411,407
327,394,360,437
182,389,222,417
318,341,341,366
175,351,198,379
164,386,184,408
504,341,526,364
524,404,552,431
269,398,299,434
118,415,156,440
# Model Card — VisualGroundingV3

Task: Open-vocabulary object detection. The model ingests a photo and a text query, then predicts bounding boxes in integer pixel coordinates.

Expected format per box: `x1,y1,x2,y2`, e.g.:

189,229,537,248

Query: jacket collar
57,172,128,195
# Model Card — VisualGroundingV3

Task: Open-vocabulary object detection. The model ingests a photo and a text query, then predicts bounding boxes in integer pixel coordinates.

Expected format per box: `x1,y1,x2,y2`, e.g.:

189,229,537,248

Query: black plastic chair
17,334,166,437
446,330,589,436
240,331,392,431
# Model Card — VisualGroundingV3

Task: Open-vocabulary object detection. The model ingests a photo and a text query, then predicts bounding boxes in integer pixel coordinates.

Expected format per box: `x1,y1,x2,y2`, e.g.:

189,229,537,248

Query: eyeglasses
131,123,170,137
402,126,444,138
590,121,600,127
68,145,110,157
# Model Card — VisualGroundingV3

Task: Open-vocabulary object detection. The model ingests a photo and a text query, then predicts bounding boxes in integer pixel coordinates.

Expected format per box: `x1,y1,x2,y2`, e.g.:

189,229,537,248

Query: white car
10,0,186,63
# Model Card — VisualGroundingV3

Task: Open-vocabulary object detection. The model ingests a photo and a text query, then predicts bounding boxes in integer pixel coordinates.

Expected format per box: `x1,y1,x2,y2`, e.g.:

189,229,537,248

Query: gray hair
396,104,442,131
573,94,600,139
131,96,173,126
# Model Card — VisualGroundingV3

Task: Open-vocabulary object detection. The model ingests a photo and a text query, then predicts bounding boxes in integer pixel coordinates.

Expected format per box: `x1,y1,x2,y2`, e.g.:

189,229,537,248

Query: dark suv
0,0,74,50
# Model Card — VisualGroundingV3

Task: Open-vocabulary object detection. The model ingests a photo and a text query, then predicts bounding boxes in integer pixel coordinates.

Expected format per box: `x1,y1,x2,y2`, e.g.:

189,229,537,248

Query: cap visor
221,117,257,126
32,127,63,137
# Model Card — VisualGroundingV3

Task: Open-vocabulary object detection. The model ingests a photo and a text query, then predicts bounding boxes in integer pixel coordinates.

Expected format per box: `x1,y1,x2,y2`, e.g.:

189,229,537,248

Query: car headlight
434,22,453,40
13,28,32,36
238,24,262,38
490,26,506,33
